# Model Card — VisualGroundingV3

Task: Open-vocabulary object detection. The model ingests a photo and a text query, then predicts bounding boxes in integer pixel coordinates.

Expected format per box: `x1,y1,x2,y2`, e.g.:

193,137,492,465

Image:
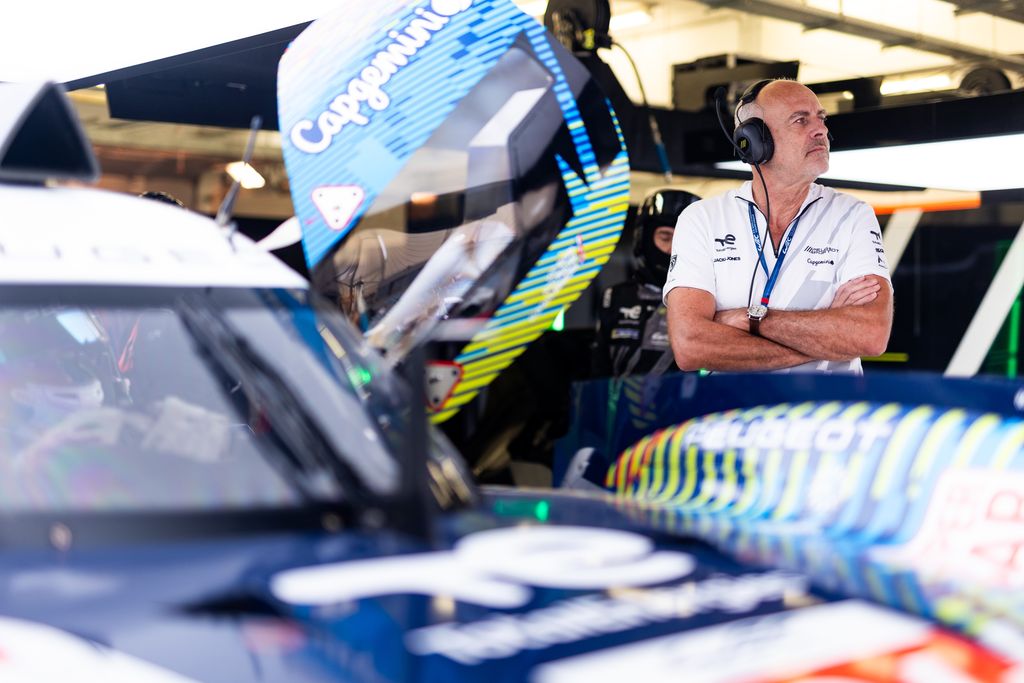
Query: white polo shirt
663,181,891,374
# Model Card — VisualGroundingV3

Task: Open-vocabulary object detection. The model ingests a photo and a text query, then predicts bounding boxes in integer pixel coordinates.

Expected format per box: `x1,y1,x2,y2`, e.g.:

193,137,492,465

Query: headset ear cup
733,117,773,165
757,119,774,163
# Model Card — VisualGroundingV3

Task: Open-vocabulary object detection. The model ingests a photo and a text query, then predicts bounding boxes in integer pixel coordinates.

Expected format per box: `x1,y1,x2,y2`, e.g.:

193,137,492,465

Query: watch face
747,304,768,320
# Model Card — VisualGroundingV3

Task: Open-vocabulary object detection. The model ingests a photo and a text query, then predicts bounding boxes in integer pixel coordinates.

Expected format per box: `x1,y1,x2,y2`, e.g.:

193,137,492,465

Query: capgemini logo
289,0,474,154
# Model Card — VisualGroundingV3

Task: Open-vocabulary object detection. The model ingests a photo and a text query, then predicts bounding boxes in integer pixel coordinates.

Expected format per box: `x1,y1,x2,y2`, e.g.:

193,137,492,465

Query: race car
1,6,1022,683
4,83,987,682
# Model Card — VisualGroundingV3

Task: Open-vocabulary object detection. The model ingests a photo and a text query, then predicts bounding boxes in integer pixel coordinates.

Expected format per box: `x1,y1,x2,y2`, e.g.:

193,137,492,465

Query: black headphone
732,79,774,166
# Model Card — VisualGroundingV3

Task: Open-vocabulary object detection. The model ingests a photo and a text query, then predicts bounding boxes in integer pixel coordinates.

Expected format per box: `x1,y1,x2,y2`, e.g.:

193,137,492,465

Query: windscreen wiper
176,296,370,512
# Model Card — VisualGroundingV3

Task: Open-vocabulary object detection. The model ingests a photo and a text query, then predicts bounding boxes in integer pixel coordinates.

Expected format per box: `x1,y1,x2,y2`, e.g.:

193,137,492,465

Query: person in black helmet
594,188,701,378
138,190,186,208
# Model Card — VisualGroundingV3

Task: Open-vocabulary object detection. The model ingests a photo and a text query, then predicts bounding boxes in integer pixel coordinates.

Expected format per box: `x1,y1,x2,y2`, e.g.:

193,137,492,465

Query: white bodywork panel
0,185,307,289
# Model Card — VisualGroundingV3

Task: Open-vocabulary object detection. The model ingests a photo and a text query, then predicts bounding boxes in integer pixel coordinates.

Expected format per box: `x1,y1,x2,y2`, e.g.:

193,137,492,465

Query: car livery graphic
586,391,1024,664
279,0,630,423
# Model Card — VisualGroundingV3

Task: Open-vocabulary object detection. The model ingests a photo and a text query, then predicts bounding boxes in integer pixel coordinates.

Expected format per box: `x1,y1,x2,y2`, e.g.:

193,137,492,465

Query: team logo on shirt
713,234,736,251
668,255,677,272
619,305,642,320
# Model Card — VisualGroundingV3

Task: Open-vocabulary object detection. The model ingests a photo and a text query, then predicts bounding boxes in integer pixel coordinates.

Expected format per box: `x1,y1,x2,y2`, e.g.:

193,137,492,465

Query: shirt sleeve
837,200,892,287
662,202,717,305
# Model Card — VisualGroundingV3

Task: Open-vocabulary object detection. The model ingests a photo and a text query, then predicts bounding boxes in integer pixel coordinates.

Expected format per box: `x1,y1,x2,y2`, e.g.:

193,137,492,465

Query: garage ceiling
19,0,1024,207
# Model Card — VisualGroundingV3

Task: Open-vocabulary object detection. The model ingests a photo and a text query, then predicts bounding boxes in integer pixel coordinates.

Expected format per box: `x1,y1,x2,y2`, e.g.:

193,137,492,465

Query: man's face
653,226,674,255
759,82,830,183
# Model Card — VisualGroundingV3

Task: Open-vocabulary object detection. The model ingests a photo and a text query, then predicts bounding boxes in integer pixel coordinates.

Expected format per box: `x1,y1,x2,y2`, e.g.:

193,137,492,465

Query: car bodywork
278,0,630,425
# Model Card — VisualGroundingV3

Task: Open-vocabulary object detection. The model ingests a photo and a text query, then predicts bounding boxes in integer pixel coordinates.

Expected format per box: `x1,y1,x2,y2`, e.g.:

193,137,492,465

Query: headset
716,79,834,166
712,80,774,168
731,79,775,165
713,81,774,316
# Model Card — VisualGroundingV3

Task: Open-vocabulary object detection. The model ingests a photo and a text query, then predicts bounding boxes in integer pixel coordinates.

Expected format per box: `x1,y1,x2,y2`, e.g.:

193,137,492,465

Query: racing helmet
7,357,105,426
138,190,185,208
0,309,114,425
632,188,700,285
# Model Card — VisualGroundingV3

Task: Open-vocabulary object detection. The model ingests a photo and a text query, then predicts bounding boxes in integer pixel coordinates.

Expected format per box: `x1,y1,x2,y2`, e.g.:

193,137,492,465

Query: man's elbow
861,326,891,358
671,337,705,371
674,353,704,372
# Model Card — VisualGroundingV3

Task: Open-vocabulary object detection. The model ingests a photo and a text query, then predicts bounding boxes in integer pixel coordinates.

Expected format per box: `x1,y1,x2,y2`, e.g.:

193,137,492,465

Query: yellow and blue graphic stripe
280,1,631,423
608,400,1024,544
429,20,630,423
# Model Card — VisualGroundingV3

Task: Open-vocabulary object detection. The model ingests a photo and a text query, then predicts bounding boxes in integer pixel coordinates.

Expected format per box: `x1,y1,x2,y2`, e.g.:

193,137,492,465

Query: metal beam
693,0,1024,73
881,208,922,272
951,0,1024,24
946,219,1024,377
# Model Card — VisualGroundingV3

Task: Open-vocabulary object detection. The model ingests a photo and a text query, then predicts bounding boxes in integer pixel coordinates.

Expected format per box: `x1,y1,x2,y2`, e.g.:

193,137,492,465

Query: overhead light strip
717,133,1024,192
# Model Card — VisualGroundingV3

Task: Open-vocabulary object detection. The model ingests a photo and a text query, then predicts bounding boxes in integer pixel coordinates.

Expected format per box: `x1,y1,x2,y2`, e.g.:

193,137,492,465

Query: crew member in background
664,79,892,374
594,188,700,377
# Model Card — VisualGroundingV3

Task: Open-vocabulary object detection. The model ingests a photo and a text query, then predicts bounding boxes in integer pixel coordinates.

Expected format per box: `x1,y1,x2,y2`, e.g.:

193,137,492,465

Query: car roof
0,184,307,289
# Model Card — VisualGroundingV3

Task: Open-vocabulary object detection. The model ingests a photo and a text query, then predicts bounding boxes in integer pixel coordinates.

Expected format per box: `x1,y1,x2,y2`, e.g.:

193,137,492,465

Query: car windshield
0,285,413,515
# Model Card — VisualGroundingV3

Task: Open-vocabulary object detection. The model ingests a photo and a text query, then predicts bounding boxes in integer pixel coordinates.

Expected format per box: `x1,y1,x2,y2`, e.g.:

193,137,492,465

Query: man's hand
757,274,892,360
830,275,880,308
713,307,750,331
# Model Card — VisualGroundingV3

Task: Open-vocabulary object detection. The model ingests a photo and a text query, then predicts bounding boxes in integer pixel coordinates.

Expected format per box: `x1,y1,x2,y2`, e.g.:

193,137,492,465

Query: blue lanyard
747,203,801,306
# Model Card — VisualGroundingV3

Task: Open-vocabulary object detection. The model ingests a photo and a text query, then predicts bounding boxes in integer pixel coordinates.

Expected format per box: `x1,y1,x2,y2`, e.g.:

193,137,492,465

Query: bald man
663,79,892,374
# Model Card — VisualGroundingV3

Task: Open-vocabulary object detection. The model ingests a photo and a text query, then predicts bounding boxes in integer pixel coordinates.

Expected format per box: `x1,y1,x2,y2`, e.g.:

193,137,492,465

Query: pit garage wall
880,197,1024,378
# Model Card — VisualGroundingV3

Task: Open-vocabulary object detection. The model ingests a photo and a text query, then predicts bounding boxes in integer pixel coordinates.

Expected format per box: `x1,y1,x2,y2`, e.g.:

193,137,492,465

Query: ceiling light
716,133,1024,192
610,9,653,31
225,161,266,190
879,73,955,96
409,191,437,205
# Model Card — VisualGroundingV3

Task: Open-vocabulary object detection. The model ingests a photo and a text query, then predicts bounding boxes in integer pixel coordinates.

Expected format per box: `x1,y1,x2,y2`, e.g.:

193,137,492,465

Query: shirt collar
734,181,825,214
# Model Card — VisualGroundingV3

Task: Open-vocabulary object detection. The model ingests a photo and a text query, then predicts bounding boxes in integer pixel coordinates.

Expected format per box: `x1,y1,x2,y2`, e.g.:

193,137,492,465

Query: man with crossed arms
664,79,893,373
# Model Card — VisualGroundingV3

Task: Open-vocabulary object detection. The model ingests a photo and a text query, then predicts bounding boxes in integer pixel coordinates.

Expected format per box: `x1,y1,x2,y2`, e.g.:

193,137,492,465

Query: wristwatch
747,303,768,336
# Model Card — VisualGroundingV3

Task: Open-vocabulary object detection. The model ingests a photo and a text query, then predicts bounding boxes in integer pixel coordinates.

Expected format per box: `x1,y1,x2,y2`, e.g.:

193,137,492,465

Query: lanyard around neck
747,202,801,307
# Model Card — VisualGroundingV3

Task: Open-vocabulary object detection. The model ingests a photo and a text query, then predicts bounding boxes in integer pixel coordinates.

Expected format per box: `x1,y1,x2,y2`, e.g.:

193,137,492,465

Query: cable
612,39,672,182
711,87,772,311
746,163,771,310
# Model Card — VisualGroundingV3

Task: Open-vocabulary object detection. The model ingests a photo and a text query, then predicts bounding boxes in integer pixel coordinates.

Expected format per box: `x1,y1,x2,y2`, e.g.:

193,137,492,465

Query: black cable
746,163,771,310
711,87,772,311
611,39,672,181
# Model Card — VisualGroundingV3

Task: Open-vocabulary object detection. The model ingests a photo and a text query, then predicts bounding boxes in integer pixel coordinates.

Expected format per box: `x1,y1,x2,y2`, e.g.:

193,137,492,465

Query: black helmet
632,188,700,285
139,190,185,208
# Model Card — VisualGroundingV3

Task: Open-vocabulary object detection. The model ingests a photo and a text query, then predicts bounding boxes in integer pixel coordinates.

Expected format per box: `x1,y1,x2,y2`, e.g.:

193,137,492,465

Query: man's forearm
673,317,814,371
759,303,889,360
